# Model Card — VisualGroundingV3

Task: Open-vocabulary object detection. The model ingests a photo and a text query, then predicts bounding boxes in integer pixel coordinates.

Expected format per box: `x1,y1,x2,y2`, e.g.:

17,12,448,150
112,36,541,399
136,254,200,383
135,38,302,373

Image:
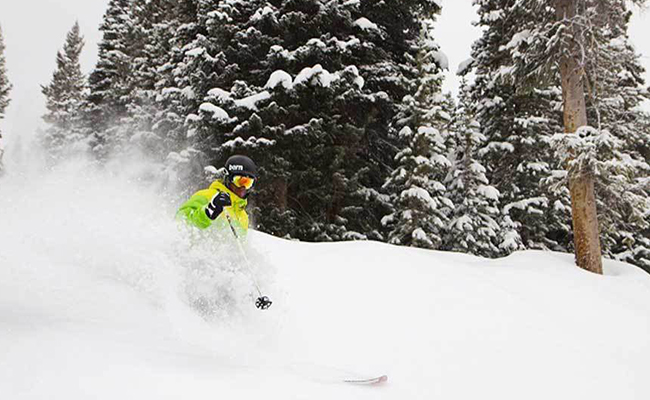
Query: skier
177,154,257,236
177,154,272,310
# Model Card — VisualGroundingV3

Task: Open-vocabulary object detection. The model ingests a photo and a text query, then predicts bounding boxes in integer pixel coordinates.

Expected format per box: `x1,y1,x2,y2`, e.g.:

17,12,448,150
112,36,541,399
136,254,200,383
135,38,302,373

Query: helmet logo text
229,165,244,171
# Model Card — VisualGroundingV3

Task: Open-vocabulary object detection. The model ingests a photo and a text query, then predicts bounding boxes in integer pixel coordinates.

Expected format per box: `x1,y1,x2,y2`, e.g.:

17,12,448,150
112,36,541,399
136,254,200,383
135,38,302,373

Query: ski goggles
232,175,255,189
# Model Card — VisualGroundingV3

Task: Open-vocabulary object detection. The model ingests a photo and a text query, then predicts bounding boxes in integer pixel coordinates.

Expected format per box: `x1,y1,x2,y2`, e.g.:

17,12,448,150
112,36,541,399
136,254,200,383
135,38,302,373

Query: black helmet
225,155,258,178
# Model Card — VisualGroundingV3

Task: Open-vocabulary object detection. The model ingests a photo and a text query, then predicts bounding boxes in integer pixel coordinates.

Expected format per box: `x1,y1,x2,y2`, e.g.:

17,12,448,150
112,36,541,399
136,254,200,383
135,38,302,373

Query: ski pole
224,214,272,310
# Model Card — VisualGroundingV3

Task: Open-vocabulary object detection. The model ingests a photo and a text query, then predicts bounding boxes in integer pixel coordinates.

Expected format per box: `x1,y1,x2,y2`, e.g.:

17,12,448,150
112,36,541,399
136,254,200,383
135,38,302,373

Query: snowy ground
2,158,650,400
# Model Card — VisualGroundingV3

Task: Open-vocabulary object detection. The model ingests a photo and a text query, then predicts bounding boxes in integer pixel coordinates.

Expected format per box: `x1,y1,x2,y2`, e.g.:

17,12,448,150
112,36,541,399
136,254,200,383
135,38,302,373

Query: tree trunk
555,0,603,274
273,176,288,211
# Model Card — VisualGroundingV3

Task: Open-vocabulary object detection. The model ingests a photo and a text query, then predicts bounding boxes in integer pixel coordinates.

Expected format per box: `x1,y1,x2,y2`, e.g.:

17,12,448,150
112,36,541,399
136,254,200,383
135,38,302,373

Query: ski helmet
225,155,258,179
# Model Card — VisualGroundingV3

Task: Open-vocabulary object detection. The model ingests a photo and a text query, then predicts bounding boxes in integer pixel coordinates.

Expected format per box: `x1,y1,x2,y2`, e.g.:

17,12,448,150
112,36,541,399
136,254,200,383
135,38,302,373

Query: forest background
0,0,649,272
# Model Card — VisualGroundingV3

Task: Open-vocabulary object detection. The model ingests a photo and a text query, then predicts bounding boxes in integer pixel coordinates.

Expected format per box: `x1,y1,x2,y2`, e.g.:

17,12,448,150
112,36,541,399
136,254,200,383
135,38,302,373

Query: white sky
436,0,484,95
0,0,109,148
0,0,648,150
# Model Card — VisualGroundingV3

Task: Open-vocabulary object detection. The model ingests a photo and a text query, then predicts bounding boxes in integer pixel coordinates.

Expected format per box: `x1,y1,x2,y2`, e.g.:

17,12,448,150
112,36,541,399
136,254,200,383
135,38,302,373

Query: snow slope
1,159,650,400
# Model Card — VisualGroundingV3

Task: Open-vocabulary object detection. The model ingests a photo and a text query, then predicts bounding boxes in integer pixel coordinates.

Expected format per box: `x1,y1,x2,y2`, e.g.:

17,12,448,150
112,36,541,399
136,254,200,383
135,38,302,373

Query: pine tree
86,0,136,159
445,79,501,257
124,0,182,159
41,22,87,162
574,2,650,270
506,0,649,272
158,0,216,190
122,0,209,191
382,17,454,249
181,0,441,241
0,24,11,172
469,0,572,254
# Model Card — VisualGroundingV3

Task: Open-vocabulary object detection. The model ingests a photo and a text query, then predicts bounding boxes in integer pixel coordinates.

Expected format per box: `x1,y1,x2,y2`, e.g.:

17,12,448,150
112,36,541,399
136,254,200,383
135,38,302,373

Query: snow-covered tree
41,22,87,162
183,0,440,241
580,3,650,270
157,0,220,190
118,0,194,164
0,24,11,172
86,0,136,159
445,80,501,257
469,0,572,254
506,0,649,273
383,17,453,249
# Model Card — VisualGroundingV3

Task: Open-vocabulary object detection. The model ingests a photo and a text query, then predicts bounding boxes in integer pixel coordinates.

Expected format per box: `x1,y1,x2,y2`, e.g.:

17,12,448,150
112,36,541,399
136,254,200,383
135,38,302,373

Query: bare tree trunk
555,0,603,274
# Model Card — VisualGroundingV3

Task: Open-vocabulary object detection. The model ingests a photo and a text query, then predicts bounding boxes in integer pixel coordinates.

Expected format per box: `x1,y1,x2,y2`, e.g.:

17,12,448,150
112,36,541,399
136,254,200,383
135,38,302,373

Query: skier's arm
176,190,215,229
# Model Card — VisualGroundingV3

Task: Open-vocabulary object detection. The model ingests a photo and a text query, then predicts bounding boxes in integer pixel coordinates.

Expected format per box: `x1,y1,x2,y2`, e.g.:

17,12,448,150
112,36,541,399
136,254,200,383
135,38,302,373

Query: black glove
205,191,231,220
255,296,272,310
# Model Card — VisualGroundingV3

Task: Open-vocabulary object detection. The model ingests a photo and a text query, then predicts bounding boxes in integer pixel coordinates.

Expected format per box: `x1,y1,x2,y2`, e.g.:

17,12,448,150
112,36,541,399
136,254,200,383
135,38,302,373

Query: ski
343,375,388,385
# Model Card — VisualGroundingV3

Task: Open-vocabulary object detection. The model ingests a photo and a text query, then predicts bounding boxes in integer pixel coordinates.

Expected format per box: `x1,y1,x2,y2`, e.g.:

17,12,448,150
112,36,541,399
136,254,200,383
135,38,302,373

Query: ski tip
343,375,388,385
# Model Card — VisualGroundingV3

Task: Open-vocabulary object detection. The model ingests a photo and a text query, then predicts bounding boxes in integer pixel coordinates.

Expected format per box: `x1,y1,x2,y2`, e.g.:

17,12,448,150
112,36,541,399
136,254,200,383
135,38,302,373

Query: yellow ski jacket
176,180,249,238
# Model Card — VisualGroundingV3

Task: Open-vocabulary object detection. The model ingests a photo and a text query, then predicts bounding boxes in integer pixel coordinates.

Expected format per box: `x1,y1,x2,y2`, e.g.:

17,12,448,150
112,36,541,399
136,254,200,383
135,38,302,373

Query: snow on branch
354,17,380,32
199,102,231,121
